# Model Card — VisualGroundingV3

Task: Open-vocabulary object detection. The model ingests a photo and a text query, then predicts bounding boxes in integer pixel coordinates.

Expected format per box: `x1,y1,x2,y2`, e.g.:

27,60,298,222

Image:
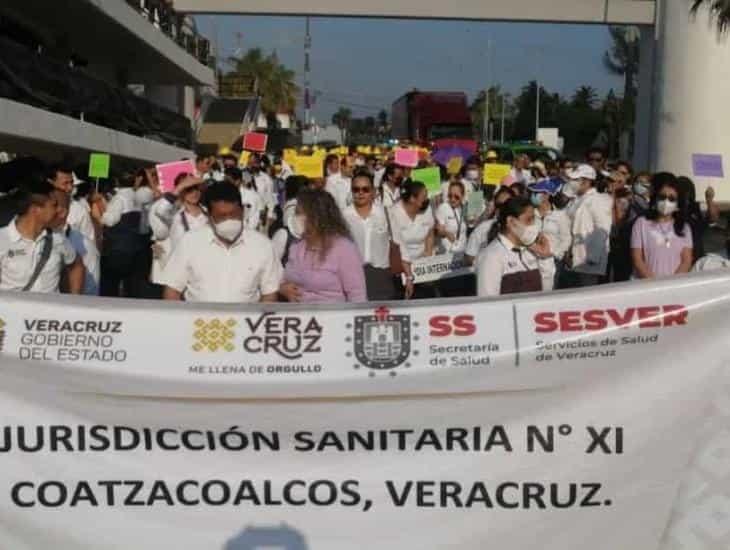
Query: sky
195,15,624,123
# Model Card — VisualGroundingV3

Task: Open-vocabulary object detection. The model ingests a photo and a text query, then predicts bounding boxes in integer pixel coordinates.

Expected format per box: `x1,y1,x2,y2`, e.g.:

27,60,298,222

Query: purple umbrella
432,145,474,167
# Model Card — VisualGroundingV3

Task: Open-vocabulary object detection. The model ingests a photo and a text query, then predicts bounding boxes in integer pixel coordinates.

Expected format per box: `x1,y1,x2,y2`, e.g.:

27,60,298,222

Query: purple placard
692,154,724,178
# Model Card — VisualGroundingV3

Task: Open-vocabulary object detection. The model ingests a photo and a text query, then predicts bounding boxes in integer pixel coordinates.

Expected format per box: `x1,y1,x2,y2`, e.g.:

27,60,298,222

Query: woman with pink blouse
279,189,367,303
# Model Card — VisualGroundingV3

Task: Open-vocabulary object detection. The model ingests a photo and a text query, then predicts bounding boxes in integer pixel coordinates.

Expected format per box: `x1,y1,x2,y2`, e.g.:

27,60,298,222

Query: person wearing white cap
563,164,613,288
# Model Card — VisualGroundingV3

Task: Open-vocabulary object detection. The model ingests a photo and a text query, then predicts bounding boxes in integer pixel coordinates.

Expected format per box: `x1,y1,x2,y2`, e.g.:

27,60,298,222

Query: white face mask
513,220,540,246
289,214,306,239
214,219,243,242
657,199,678,216
466,170,479,181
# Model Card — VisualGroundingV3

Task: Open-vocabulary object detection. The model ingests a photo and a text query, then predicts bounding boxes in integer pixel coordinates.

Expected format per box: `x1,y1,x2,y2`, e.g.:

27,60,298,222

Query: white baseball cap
566,164,596,181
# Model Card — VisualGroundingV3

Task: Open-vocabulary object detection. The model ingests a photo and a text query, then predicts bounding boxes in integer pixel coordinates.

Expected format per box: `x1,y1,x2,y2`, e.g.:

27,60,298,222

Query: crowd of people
0,145,721,304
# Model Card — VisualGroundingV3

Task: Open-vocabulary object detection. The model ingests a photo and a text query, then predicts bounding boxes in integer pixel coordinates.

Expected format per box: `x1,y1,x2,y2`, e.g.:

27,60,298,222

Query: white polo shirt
160,226,283,303
389,202,435,262
325,173,352,211
343,204,390,269
435,202,467,254
476,234,539,297
465,219,496,259
0,220,77,293
253,172,277,219
67,198,96,244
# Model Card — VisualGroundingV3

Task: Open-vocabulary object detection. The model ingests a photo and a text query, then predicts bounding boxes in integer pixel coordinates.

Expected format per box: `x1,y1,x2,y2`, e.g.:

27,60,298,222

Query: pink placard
156,160,196,193
395,148,419,168
243,132,268,153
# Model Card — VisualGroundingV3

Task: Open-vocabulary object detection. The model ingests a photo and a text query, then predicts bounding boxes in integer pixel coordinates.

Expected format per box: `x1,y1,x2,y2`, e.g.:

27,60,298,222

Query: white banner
410,252,474,283
1,273,730,549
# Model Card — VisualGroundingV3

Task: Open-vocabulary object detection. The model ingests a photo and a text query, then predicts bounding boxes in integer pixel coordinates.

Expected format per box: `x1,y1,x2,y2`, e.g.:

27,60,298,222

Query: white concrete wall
652,0,730,199
0,98,192,163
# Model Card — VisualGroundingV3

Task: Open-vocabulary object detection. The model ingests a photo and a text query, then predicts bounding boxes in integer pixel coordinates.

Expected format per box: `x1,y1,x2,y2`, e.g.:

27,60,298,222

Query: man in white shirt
380,164,405,208
47,165,96,246
565,164,613,287
248,155,277,225
161,183,282,303
510,154,534,185
225,168,263,231
343,172,395,301
51,190,99,295
0,180,83,294
324,154,352,211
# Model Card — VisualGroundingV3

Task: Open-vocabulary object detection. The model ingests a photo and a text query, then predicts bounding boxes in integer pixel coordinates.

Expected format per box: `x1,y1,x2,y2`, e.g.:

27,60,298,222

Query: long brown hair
296,188,352,261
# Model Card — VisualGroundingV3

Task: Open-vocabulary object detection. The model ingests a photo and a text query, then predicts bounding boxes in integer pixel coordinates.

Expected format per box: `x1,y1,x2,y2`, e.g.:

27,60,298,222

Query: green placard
467,190,485,220
411,167,442,196
88,153,111,179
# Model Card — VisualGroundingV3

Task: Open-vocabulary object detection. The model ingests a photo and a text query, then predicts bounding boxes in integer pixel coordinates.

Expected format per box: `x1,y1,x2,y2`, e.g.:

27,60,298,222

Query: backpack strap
22,229,53,292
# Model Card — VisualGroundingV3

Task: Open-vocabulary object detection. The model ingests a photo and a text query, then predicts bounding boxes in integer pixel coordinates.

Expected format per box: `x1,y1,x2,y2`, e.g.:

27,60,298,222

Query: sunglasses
352,187,372,194
657,194,677,202
448,194,463,200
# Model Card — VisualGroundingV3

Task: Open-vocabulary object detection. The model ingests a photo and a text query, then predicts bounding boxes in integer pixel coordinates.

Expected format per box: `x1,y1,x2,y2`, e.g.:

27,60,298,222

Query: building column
633,26,656,171
652,0,730,193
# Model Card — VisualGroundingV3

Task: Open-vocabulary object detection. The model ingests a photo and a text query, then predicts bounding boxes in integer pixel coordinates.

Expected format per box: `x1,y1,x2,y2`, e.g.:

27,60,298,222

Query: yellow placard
283,149,297,164
446,157,463,176
483,163,512,185
294,156,324,179
238,151,251,167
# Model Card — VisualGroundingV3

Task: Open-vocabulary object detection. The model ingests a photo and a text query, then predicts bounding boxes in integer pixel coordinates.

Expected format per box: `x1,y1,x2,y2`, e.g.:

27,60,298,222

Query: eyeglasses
352,187,372,194
657,194,677,202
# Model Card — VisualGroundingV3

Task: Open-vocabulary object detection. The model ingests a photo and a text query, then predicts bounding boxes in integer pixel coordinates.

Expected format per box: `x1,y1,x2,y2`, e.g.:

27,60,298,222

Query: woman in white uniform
388,180,435,299
476,196,550,298
528,179,572,291
435,181,467,254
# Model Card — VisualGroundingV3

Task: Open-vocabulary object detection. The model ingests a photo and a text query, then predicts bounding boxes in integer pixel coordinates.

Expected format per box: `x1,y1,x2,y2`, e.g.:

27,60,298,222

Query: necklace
656,221,673,249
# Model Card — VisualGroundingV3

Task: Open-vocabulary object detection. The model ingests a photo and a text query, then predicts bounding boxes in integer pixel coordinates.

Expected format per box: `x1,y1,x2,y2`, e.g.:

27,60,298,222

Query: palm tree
692,0,730,31
332,107,352,144
226,48,299,128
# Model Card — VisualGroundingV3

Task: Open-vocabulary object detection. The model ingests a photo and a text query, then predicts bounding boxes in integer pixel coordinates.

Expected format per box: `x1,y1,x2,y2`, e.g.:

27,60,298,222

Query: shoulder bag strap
23,230,53,292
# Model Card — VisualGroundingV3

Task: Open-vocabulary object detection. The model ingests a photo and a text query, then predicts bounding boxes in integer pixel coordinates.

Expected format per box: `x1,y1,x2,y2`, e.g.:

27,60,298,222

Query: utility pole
482,39,493,145
304,17,312,127
500,93,508,143
535,79,541,142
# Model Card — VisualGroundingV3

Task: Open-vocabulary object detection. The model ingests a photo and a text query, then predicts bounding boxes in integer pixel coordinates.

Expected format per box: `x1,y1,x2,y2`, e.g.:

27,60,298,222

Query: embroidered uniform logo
192,319,237,352
0,319,5,352
347,306,418,377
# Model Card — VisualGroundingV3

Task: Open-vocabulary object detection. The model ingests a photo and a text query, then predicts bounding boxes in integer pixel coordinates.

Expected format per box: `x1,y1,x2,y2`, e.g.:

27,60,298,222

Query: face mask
530,193,543,208
135,186,154,205
657,199,678,216
466,170,479,181
419,198,430,213
564,180,580,196
290,214,306,239
633,182,650,196
213,219,243,242
513,220,540,246
355,159,365,167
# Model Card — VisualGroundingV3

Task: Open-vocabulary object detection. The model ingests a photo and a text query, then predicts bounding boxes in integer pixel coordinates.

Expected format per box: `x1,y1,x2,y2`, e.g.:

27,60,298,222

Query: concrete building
0,0,215,165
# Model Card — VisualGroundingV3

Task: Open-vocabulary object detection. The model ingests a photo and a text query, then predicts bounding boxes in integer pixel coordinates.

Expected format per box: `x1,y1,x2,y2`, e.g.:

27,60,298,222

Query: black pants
364,265,398,301
438,274,476,298
561,271,602,289
100,253,136,297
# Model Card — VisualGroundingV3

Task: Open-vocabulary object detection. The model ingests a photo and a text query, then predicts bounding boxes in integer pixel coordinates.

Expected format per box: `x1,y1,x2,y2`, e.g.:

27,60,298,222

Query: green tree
603,26,640,146
470,85,510,142
226,48,299,127
571,86,599,109
692,0,730,31
332,107,352,144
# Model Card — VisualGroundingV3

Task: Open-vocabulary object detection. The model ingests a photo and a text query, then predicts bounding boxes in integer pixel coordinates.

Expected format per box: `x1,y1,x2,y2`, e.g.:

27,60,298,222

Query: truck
391,91,474,144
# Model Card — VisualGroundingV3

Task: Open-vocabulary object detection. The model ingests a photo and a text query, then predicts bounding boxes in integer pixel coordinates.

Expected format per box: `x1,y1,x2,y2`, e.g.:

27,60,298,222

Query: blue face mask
633,182,650,197
530,193,543,208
